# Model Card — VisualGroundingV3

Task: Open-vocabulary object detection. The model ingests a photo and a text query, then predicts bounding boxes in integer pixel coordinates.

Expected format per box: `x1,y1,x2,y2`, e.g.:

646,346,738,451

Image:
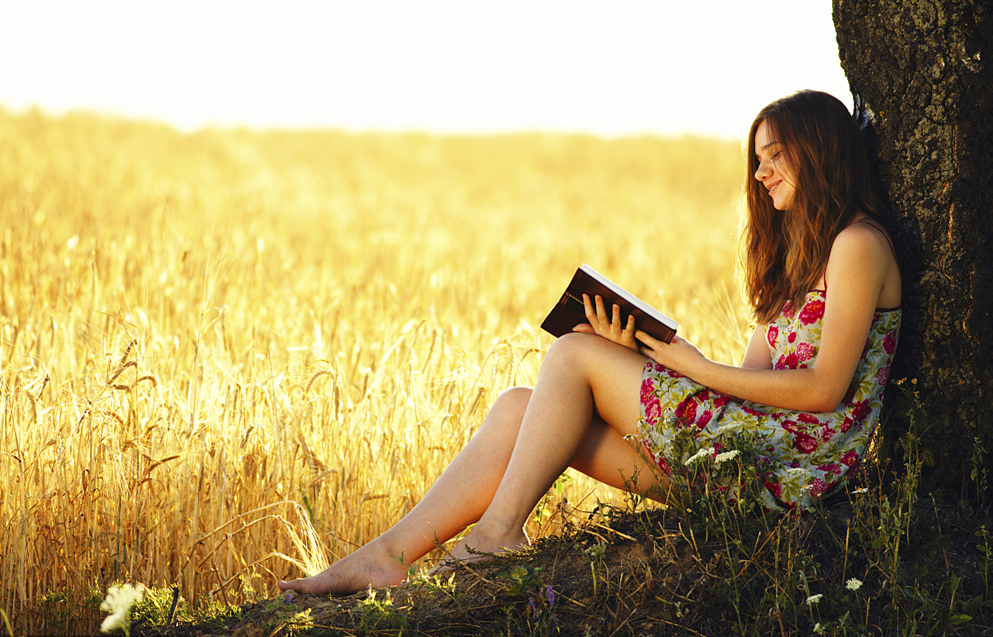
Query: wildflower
813,623,826,634
545,584,555,607
100,583,145,634
684,447,714,466
805,593,823,606
714,450,740,465
852,487,868,495
846,578,863,591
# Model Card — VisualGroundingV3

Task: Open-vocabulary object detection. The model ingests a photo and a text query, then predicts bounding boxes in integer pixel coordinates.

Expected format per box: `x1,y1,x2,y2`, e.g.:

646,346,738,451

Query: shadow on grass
130,472,992,637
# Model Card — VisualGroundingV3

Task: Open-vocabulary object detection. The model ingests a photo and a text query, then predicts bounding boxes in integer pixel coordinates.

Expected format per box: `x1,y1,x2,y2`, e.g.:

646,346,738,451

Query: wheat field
0,107,748,634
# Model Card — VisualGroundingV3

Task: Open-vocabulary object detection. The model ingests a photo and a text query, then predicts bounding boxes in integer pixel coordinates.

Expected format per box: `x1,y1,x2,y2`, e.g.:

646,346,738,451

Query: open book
540,264,678,344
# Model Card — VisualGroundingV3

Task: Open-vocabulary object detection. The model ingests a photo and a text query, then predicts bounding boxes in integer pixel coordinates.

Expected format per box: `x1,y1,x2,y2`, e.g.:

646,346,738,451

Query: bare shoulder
831,221,893,258
827,220,902,306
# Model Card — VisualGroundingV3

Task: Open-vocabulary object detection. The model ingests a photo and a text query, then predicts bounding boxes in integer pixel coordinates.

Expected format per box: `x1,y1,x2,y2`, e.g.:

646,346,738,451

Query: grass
130,465,992,636
132,409,993,636
1,106,988,636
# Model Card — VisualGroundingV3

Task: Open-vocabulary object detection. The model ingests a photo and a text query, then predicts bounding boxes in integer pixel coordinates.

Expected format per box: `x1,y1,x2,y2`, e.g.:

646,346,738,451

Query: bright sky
0,0,850,140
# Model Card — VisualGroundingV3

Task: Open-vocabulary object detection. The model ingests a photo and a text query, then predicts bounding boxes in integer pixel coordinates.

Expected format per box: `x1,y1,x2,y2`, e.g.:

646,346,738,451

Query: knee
494,386,532,419
476,386,532,440
544,332,598,369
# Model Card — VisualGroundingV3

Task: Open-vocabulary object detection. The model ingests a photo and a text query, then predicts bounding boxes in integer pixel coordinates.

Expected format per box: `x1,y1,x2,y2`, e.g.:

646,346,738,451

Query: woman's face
753,120,797,211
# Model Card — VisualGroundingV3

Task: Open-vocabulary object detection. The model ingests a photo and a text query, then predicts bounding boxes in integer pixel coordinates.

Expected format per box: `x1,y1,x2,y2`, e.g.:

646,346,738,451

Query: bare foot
432,524,530,574
278,542,407,595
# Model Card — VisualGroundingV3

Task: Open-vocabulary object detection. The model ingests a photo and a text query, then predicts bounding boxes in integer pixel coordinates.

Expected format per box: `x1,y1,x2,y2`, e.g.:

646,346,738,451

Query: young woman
278,90,901,595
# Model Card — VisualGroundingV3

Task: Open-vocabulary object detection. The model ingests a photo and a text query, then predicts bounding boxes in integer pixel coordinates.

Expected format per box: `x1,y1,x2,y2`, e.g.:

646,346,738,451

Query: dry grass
0,106,747,635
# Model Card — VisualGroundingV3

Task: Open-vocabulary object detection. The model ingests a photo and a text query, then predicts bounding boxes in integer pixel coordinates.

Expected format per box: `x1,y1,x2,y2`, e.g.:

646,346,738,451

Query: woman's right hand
572,293,640,352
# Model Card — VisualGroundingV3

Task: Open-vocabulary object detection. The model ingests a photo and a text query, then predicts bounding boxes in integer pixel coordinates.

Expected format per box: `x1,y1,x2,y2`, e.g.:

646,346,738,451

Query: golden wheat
0,106,747,634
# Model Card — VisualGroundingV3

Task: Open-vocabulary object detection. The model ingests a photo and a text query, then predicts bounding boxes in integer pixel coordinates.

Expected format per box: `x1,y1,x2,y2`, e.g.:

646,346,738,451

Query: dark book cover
540,264,678,344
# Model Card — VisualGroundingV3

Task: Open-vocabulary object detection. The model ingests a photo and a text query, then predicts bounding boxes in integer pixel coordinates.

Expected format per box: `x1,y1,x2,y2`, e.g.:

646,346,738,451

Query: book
540,264,678,344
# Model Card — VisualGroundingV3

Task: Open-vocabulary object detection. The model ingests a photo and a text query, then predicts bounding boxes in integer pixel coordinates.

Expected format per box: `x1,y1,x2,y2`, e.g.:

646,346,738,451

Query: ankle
472,516,526,542
365,537,414,569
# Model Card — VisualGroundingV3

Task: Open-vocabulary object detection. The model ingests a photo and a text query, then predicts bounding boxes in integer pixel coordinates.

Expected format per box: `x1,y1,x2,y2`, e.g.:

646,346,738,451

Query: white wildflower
683,447,714,466
715,422,741,434
846,578,863,591
714,450,740,465
813,622,826,634
805,593,823,606
100,583,144,633
852,487,868,495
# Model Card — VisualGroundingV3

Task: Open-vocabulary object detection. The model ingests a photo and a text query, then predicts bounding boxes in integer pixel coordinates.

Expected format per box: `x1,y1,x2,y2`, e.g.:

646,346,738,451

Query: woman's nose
755,159,770,181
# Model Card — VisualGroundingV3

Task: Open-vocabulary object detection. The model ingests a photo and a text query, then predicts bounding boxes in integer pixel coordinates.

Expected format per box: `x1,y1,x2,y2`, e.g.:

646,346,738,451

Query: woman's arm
637,224,896,412
739,323,773,370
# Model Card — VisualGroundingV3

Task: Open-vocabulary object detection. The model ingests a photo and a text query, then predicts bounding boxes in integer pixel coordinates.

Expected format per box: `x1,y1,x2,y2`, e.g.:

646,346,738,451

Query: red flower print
795,342,816,363
784,353,799,369
782,299,797,319
764,481,782,498
697,410,713,429
774,355,787,370
767,325,779,348
883,332,897,354
820,426,837,442
782,420,799,434
799,299,825,325
876,367,890,386
808,478,832,497
817,462,842,476
675,398,697,426
713,393,731,410
852,400,871,422
793,432,818,454
641,378,654,400
644,443,673,476
840,450,860,467
798,413,820,425
839,417,853,433
656,456,673,477
788,331,797,343
644,400,661,423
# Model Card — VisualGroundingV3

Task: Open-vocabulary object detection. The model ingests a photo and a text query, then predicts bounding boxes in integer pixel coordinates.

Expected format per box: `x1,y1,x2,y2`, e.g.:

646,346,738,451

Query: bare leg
279,333,660,593
442,333,658,563
278,386,534,594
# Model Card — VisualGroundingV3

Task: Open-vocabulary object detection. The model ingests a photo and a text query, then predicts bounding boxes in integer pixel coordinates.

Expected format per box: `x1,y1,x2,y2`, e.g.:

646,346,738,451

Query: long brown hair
743,90,892,323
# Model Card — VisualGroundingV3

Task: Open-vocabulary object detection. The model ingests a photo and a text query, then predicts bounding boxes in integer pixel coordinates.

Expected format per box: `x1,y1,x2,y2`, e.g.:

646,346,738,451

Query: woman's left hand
635,331,706,374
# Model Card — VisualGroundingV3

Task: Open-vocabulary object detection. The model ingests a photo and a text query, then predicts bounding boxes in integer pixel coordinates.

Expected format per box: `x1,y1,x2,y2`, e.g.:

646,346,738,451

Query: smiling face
753,120,797,211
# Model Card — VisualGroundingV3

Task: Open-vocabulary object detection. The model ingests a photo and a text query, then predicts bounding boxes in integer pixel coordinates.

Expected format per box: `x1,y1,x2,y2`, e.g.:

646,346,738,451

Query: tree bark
833,0,993,494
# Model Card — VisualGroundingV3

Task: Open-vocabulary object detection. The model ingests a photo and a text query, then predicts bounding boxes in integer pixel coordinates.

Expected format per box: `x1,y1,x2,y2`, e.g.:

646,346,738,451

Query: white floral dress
638,290,901,512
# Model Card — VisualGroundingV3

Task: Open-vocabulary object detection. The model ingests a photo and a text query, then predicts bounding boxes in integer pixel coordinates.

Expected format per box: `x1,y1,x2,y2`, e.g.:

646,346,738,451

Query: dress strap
854,219,898,260
823,219,898,292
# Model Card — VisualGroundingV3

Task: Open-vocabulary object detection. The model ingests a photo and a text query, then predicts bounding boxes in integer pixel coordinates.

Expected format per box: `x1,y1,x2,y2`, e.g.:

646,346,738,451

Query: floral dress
638,290,901,512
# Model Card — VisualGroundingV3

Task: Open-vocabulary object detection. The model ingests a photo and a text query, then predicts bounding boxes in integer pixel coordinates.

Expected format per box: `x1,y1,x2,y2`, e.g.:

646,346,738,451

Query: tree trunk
833,0,993,495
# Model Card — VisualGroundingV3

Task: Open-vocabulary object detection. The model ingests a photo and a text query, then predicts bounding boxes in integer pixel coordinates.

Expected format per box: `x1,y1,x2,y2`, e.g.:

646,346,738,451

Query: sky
0,0,851,140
